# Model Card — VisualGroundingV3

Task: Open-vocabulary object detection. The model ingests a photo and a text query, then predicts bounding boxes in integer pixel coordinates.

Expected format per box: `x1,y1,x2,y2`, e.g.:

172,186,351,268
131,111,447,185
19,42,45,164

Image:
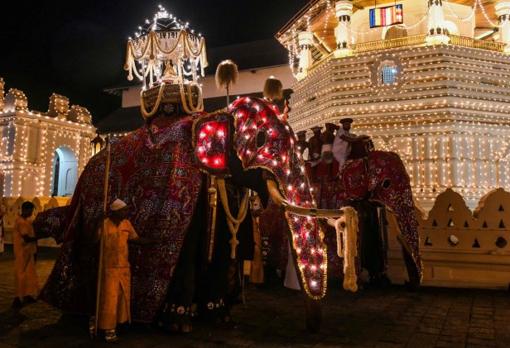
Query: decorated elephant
335,150,422,287
264,134,422,290
34,93,356,333
33,7,359,333
303,145,422,288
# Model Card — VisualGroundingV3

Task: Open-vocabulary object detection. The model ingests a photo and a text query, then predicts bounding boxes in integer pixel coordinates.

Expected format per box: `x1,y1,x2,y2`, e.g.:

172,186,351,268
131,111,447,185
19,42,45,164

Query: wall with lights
289,44,510,210
0,78,96,198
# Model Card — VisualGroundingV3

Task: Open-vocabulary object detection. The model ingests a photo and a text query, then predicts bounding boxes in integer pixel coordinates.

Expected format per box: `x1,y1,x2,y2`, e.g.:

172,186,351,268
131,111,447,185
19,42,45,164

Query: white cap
110,199,127,211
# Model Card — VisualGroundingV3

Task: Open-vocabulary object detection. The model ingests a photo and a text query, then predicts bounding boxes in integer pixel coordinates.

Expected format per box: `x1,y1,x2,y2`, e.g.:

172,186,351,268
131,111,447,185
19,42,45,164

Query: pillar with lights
426,0,450,45
497,1,510,54
334,0,353,58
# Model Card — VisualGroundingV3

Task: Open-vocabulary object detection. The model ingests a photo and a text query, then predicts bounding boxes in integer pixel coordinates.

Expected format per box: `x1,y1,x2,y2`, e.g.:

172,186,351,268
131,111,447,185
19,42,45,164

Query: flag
369,4,404,28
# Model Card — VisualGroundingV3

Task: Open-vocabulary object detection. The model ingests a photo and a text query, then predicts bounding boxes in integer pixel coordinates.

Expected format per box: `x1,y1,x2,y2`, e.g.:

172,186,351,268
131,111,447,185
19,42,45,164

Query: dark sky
0,0,307,122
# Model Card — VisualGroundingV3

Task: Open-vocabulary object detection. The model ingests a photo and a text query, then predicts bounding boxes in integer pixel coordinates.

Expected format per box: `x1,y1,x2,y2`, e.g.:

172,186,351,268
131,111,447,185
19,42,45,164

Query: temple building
0,78,96,197
277,0,510,210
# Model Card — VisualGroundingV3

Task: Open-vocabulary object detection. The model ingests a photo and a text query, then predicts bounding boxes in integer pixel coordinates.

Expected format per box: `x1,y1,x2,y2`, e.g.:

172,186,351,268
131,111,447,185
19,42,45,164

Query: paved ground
1,248,510,348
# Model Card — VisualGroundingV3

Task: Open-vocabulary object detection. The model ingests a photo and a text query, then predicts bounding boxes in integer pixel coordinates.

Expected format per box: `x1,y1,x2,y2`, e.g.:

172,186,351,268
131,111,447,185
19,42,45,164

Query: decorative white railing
387,188,510,289
308,35,507,75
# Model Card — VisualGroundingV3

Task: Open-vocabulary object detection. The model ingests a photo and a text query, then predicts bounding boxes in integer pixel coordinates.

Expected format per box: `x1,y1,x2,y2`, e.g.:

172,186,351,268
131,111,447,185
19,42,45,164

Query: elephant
305,148,422,288
263,146,422,290
34,96,351,333
335,150,422,287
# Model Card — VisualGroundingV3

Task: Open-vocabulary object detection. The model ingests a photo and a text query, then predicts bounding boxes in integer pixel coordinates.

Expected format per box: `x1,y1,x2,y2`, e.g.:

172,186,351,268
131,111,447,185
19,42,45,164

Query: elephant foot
304,297,322,334
165,317,193,334
212,307,233,327
398,240,422,291
405,280,420,292
366,273,392,289
159,305,194,334
180,321,193,334
201,299,234,327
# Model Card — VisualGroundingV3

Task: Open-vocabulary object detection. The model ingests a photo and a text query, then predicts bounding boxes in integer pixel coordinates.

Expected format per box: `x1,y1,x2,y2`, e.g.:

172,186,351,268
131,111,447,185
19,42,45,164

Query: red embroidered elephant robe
35,116,204,322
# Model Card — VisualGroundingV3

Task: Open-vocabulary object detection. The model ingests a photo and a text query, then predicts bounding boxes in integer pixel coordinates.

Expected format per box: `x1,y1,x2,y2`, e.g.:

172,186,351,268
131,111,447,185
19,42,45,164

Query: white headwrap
110,199,127,211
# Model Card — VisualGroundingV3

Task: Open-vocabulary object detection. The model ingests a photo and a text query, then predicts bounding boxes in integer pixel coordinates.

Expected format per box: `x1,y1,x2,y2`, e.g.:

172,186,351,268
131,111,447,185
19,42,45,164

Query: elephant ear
193,112,231,177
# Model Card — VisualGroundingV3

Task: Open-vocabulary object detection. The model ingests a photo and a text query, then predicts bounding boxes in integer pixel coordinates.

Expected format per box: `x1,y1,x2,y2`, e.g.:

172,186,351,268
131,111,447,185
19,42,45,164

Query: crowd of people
297,118,372,178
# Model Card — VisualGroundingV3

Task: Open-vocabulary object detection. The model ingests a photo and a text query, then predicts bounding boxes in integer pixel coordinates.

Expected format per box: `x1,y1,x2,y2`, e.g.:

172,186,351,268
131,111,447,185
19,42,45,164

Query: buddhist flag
369,4,403,28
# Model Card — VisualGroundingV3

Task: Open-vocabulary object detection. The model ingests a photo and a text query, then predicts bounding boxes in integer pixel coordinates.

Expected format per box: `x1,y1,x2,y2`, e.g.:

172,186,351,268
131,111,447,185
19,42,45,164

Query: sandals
88,317,96,339
104,329,118,343
88,317,119,342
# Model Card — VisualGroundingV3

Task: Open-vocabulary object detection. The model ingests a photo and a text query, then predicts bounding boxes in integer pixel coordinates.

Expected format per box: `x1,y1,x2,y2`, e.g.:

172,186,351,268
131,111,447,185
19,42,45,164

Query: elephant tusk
266,180,344,218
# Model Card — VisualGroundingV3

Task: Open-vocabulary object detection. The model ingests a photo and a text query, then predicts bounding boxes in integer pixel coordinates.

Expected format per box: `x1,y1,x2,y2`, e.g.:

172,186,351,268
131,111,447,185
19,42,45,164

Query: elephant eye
382,179,391,189
256,130,267,148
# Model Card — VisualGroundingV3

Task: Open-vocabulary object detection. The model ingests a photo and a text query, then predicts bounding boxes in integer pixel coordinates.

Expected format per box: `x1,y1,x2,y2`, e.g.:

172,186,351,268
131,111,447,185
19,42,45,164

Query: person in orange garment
0,203,6,254
93,198,154,343
12,201,39,309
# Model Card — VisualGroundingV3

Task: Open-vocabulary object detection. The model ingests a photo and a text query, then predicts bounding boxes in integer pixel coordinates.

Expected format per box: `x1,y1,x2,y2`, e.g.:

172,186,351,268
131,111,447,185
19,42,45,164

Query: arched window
51,146,78,196
381,63,398,84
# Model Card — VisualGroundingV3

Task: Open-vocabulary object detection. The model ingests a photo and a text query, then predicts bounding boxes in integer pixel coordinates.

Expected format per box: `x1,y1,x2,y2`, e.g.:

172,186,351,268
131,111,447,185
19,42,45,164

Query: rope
207,176,218,262
140,83,165,119
403,14,428,30
475,0,500,28
217,178,250,259
444,0,476,22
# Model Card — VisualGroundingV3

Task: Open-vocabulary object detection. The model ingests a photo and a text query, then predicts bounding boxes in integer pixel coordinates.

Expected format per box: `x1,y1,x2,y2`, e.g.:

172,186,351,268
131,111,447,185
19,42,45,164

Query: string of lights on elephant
229,97,328,299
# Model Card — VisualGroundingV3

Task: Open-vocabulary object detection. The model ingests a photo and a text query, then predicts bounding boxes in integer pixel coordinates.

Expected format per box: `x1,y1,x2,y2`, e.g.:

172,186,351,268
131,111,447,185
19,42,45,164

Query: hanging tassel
215,60,239,106
328,206,359,292
263,76,283,102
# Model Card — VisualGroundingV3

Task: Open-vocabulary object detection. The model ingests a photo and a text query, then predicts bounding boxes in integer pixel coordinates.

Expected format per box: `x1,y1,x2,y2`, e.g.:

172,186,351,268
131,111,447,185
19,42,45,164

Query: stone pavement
1,248,510,348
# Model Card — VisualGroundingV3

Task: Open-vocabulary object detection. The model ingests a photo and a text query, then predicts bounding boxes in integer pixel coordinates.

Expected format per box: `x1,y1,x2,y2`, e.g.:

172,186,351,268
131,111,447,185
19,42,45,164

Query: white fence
387,188,510,289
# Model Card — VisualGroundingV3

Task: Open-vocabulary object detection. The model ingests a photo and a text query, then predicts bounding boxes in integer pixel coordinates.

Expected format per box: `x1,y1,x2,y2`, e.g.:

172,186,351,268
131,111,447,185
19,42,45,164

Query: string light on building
276,0,510,211
0,78,96,197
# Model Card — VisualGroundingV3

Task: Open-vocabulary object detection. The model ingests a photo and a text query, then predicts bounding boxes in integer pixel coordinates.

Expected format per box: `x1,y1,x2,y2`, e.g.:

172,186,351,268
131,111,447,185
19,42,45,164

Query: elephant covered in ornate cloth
34,97,352,332
334,150,423,287
263,145,421,290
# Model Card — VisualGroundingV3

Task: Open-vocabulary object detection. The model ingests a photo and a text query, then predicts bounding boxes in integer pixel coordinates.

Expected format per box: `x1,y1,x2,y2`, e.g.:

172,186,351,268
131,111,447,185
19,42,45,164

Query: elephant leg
159,182,208,333
397,235,420,291
286,241,322,333
356,201,386,279
161,217,200,333
304,296,322,333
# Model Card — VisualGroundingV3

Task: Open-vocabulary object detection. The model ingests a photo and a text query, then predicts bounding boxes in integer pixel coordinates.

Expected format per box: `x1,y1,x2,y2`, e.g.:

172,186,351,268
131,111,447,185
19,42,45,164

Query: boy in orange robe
12,201,39,308
96,199,139,342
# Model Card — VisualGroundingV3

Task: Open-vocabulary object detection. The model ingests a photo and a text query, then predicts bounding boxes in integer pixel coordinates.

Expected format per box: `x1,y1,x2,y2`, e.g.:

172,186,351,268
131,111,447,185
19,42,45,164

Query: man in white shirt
332,118,370,169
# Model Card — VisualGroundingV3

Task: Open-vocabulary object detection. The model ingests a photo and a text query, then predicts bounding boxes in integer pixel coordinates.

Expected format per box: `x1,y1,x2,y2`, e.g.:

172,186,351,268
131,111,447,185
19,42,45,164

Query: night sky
0,0,307,122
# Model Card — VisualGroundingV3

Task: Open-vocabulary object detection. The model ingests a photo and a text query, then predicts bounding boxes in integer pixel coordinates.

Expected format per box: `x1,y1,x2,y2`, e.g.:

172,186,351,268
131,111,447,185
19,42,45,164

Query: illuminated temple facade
278,0,510,210
0,78,96,197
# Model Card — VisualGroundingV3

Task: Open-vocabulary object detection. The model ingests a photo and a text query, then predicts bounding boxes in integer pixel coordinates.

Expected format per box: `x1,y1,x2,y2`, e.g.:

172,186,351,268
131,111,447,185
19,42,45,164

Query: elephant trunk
266,180,344,218
267,178,360,293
